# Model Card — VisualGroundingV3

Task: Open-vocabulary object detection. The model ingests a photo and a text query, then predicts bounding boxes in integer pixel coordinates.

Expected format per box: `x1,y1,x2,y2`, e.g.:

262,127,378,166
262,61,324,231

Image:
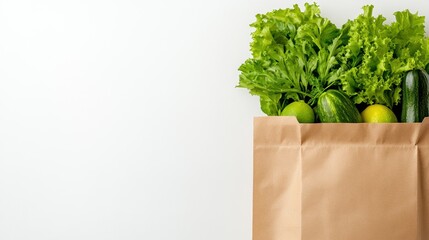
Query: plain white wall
1,0,429,239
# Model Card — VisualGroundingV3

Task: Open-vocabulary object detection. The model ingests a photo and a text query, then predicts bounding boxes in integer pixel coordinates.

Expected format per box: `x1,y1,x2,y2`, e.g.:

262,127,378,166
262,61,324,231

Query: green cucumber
418,70,429,121
316,90,362,123
401,71,419,122
401,69,429,122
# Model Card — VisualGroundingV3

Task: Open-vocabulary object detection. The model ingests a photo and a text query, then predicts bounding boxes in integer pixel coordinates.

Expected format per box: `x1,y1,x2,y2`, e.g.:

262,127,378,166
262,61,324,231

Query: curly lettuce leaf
339,5,429,108
391,9,429,69
238,3,345,115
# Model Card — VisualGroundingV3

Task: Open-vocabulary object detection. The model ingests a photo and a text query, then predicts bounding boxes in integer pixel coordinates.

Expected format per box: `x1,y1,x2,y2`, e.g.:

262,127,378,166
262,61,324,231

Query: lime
361,104,398,123
281,101,315,123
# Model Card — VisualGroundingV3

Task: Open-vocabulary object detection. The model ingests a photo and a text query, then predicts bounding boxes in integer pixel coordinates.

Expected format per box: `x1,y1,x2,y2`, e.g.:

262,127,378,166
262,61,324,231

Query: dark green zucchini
316,90,362,123
418,70,429,121
401,69,429,122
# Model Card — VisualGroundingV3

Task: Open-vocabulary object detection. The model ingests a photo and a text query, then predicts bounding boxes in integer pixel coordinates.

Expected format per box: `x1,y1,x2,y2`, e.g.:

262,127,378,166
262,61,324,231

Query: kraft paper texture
253,117,429,240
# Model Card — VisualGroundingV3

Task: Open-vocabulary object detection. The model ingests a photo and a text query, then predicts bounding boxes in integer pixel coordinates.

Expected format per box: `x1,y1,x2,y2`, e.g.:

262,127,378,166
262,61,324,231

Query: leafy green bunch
238,3,346,115
339,5,429,108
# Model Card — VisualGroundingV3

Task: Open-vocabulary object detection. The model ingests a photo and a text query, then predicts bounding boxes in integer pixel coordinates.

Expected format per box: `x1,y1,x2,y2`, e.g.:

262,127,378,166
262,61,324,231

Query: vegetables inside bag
253,117,429,240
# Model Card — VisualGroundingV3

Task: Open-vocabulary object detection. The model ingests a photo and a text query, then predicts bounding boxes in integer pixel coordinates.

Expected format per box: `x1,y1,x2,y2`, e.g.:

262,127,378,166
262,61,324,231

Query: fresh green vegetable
237,3,346,115
339,5,429,108
391,10,429,71
401,69,429,122
419,70,429,121
238,4,429,120
316,90,362,123
401,71,419,122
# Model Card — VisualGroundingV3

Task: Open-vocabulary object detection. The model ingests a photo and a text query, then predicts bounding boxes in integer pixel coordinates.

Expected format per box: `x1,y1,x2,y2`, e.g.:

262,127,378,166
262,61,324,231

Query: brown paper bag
253,117,429,240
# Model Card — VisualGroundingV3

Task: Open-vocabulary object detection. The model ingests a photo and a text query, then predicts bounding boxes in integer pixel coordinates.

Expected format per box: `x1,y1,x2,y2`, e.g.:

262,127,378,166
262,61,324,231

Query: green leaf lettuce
238,3,345,115
339,5,429,108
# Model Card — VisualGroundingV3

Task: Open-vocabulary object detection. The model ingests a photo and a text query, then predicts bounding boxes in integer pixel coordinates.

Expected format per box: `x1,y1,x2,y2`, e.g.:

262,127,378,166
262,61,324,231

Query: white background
0,0,428,239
